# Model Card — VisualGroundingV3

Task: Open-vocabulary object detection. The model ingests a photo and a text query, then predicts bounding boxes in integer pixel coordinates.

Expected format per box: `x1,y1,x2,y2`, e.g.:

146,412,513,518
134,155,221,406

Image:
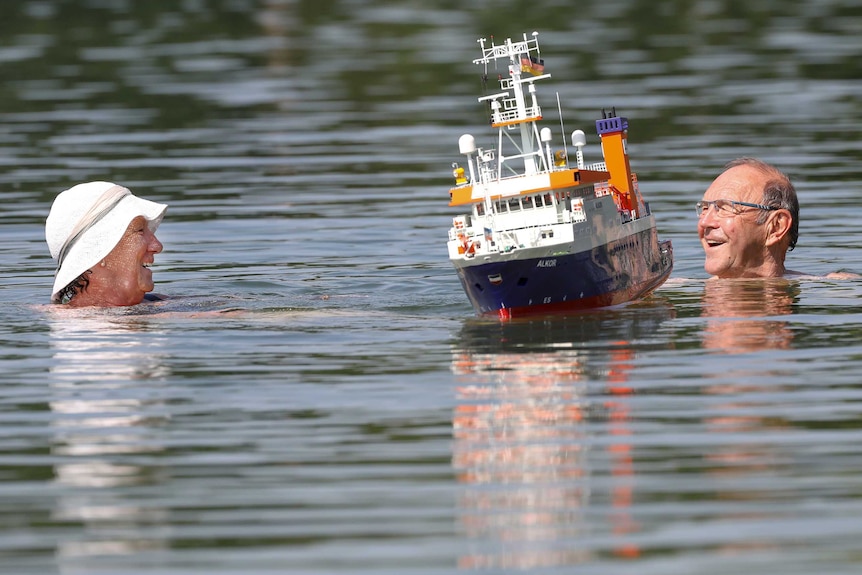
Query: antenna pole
556,92,568,168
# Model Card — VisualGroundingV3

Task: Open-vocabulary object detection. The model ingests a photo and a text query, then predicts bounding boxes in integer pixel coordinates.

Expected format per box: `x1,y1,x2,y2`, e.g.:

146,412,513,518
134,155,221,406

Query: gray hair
724,157,799,250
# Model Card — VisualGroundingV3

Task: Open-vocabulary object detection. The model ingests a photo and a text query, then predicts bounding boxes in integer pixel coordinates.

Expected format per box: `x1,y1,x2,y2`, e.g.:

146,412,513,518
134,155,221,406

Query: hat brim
52,195,167,299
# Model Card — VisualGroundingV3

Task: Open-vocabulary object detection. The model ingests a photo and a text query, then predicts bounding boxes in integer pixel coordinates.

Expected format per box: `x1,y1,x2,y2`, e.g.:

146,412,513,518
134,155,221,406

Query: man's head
697,158,798,278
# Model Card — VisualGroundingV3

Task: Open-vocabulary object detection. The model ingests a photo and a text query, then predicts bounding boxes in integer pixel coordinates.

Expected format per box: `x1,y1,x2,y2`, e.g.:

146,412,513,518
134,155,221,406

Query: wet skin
69,215,163,307
698,165,790,278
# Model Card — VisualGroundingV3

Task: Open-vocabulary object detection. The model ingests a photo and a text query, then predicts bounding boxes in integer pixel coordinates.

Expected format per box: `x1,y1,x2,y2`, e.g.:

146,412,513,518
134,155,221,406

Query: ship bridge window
572,185,594,198
523,196,534,209
508,198,521,211
533,195,543,208
475,203,485,217
495,199,508,213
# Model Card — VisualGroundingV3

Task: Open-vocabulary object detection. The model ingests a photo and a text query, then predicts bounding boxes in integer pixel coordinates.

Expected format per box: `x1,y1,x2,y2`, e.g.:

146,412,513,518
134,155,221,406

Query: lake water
2,1,862,573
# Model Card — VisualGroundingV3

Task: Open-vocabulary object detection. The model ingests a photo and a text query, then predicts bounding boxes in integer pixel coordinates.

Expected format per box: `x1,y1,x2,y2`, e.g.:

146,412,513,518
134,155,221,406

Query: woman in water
46,181,167,307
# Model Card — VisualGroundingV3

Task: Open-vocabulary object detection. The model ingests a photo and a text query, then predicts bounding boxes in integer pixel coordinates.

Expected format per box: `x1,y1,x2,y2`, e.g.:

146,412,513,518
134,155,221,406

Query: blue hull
454,227,672,318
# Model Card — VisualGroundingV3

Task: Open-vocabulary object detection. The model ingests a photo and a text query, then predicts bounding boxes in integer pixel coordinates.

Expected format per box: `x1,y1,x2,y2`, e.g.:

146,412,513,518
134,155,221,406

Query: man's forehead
704,165,766,200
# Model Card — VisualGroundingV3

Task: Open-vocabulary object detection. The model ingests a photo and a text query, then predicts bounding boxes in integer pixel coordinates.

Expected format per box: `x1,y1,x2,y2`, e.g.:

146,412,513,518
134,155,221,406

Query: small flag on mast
520,54,545,76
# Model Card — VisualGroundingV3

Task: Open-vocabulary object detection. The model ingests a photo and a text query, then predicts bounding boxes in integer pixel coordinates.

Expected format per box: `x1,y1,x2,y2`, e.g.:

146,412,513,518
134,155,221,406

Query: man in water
697,157,800,278
697,157,857,279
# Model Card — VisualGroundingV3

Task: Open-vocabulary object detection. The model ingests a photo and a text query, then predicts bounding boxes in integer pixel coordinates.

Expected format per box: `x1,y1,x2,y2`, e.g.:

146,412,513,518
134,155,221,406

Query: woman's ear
765,209,793,247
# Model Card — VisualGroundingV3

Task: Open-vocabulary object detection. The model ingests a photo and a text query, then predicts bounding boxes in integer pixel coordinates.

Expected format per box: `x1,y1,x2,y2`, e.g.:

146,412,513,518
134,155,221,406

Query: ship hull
453,226,673,319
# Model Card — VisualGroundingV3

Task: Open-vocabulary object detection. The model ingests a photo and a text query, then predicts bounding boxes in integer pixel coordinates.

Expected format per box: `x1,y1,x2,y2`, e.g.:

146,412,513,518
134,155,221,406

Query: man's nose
698,205,719,225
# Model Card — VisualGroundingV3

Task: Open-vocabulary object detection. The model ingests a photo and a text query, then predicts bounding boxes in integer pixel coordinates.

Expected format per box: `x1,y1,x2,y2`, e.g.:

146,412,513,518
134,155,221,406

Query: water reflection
47,308,170,561
701,279,799,353
698,279,800,559
450,306,673,569
0,0,860,571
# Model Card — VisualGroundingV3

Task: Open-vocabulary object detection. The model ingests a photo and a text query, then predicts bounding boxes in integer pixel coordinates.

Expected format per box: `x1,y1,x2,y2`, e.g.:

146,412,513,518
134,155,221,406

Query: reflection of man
701,279,798,353
700,280,795,519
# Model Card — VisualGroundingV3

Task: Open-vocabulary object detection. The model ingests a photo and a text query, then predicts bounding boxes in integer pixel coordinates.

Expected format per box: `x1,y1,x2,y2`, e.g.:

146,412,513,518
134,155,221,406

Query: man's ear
765,209,793,247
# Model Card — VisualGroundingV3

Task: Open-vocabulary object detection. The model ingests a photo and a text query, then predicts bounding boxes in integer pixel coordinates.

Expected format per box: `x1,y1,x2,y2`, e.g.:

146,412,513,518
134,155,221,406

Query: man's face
698,165,771,278
89,215,163,305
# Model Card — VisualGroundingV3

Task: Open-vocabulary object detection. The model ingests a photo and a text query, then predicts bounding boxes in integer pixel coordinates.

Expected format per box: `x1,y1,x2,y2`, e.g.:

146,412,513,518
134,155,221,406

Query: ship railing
474,37,540,67
528,226,549,247
488,219,567,252
493,104,541,125
518,221,559,249
450,218,563,256
477,163,497,185
495,230,521,252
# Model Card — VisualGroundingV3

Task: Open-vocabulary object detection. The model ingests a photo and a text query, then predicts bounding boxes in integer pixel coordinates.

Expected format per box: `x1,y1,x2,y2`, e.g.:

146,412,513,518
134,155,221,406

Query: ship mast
474,32,550,180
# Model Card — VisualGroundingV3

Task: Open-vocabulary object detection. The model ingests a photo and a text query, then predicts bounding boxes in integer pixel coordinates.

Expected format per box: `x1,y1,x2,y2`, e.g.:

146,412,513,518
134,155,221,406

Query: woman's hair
724,157,799,251
52,270,92,304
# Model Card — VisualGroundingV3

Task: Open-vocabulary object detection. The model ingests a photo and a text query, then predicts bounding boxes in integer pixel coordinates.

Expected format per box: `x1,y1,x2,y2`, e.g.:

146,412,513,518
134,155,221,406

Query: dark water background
2,1,862,573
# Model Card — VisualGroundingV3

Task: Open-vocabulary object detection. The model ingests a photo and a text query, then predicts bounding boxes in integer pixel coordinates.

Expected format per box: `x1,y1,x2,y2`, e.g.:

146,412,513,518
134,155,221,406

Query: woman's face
89,215,163,306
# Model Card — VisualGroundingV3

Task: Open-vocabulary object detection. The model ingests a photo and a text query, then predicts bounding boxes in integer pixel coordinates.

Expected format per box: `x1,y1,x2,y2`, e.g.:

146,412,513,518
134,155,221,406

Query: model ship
447,32,673,319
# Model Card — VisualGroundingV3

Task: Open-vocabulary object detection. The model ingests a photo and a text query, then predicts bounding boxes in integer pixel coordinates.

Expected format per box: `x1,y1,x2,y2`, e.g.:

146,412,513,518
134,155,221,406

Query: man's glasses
696,199,778,217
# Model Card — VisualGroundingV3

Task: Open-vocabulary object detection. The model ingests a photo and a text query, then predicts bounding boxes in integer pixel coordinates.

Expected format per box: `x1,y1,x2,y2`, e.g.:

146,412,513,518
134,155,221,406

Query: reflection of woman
46,181,167,307
701,279,798,352
47,311,169,560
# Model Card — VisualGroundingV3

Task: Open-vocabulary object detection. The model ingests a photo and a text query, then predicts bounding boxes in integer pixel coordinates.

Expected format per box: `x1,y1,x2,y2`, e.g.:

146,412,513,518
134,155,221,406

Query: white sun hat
46,181,167,301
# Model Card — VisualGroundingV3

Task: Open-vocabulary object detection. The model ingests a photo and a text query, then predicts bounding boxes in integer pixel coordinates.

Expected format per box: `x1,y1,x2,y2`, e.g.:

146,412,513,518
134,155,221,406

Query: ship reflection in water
450,304,674,569
449,281,801,568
